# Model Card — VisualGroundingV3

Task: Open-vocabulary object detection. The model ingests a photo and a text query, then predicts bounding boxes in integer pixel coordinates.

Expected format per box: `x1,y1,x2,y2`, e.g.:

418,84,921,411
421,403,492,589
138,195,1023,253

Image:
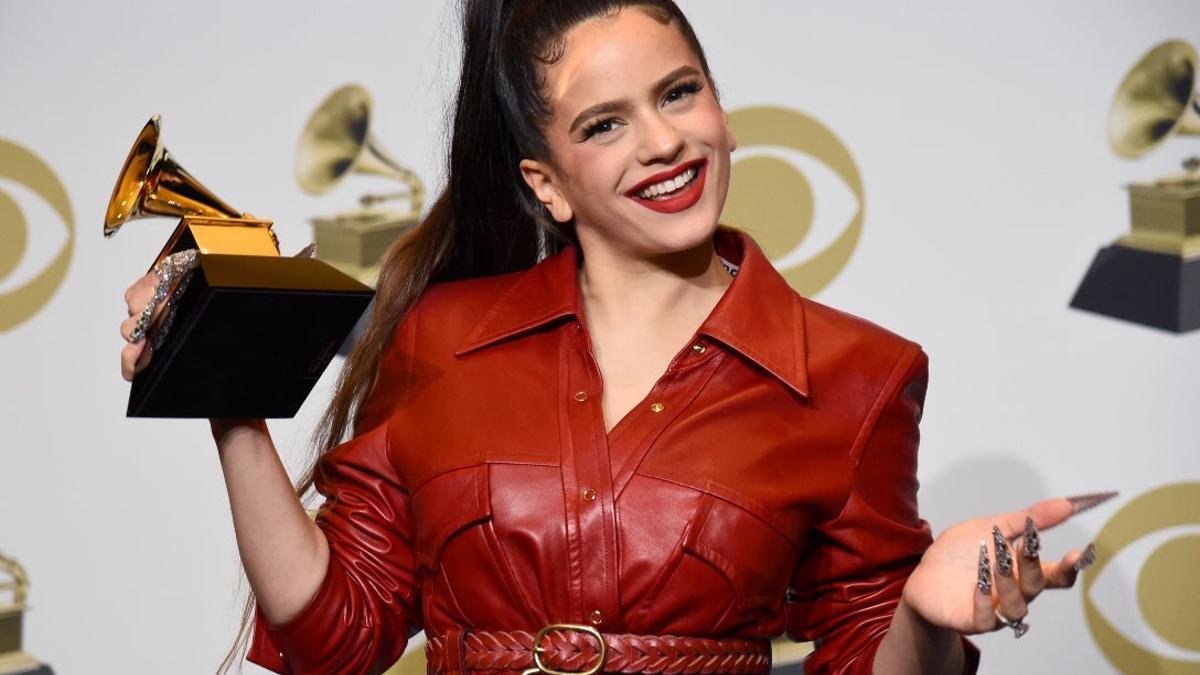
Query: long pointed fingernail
1074,542,1097,572
1068,491,1119,515
977,540,993,594
993,525,1014,577
1023,516,1041,560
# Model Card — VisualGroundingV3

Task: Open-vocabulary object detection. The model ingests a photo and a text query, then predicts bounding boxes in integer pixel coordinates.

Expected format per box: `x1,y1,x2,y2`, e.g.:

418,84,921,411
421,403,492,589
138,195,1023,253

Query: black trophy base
1070,243,1200,333
128,254,373,418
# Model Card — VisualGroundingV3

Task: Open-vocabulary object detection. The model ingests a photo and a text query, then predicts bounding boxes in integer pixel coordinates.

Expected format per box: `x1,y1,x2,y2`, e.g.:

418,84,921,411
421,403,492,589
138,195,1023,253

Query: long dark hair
218,1,715,670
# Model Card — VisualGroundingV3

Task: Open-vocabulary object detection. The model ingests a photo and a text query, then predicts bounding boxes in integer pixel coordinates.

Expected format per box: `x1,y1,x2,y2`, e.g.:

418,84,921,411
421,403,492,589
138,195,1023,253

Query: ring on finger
130,249,199,344
995,610,1030,638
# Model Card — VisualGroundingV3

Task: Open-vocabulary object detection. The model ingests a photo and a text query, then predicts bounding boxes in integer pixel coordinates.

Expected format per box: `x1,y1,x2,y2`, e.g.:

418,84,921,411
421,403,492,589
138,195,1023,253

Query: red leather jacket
246,227,976,675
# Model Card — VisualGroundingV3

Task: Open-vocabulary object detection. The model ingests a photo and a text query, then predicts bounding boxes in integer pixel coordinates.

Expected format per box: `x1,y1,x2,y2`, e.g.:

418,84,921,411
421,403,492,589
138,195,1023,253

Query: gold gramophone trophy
104,116,374,417
0,550,52,675
1071,39,1200,332
296,84,424,286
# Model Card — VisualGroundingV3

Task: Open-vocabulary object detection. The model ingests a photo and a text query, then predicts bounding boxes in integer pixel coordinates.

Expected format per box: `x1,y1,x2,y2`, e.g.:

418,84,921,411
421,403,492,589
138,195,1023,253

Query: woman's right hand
119,270,162,381
120,267,322,630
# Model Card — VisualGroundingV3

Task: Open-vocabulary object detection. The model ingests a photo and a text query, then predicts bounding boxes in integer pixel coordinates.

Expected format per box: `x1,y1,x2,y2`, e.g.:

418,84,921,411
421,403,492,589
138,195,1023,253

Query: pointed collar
455,227,809,398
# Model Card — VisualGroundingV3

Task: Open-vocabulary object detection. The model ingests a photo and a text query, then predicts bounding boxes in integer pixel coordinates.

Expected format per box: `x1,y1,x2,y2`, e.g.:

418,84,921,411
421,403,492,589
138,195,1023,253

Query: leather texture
246,227,978,675
425,628,772,674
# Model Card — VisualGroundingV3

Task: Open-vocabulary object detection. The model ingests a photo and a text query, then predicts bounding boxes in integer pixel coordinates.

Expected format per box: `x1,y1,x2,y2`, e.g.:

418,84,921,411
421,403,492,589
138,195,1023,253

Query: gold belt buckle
521,623,607,675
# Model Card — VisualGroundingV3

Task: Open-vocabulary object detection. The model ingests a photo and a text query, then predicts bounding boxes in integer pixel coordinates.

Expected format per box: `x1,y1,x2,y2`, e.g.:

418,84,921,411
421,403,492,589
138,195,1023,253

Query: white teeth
638,166,697,199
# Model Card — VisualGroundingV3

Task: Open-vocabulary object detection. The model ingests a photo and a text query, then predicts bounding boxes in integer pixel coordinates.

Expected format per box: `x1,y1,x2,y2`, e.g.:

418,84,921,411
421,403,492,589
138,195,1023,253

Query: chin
584,186,727,258
645,193,726,250
635,213,721,257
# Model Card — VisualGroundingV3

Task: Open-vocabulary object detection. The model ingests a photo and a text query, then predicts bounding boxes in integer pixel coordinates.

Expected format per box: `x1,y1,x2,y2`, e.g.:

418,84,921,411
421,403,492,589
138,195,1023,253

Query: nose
636,110,685,166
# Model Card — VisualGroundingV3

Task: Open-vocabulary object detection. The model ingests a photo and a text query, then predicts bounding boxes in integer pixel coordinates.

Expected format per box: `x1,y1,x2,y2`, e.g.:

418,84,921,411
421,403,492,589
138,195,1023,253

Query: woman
120,2,1105,674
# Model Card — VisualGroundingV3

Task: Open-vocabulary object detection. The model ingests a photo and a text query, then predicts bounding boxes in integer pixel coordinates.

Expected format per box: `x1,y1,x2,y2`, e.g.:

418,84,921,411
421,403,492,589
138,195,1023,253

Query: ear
722,109,737,153
519,158,575,223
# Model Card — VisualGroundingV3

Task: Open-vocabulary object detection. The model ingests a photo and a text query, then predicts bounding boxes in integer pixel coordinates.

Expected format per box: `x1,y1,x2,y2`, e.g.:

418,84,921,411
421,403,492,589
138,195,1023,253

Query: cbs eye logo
0,138,75,331
721,106,864,297
1083,482,1200,673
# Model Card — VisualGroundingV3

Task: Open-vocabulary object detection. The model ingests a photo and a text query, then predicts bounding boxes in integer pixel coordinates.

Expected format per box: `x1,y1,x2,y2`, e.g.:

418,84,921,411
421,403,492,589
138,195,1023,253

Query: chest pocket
682,492,798,614
410,463,493,572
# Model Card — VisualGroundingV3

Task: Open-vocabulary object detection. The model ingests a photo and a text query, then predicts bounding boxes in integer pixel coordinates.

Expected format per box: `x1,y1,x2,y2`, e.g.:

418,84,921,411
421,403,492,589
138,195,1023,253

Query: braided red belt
426,624,773,675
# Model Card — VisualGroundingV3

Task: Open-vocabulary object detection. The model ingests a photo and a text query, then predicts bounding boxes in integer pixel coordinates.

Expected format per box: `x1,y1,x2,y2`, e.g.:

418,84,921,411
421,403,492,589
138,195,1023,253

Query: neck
575,232,732,330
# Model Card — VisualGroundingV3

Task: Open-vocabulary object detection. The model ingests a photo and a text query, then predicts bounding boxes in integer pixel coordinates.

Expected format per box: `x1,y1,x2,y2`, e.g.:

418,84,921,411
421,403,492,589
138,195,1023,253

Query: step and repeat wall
2,1,1198,673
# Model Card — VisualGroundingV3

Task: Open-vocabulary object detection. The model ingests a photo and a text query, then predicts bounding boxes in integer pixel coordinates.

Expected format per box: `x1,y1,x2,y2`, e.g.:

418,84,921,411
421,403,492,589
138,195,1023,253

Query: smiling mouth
625,159,707,214
636,164,699,199
628,158,700,198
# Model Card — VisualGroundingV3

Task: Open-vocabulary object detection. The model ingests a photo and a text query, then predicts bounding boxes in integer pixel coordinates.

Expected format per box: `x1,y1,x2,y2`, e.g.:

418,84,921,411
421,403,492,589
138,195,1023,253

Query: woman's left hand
901,493,1112,636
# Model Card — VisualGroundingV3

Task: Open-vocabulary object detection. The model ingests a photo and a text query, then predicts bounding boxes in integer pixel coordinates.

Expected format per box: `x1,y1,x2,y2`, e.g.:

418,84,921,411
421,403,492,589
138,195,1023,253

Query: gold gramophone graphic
296,84,424,286
1071,39,1200,332
0,550,51,675
104,116,374,417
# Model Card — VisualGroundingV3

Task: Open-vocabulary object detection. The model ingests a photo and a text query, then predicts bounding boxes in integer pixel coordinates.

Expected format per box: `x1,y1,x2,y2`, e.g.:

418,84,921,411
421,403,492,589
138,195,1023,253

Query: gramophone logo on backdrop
1071,40,1200,332
1083,483,1200,674
0,139,75,331
297,84,424,287
0,548,55,673
721,106,864,297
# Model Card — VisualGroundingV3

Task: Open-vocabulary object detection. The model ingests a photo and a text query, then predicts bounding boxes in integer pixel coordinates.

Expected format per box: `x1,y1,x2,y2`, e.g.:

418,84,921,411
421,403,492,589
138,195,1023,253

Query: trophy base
128,254,373,418
312,210,416,275
1070,243,1200,333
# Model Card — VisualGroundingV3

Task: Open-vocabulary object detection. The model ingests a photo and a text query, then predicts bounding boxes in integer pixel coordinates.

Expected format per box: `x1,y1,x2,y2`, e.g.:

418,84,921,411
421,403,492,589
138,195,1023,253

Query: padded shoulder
796,296,926,434
409,271,526,350
802,296,917,351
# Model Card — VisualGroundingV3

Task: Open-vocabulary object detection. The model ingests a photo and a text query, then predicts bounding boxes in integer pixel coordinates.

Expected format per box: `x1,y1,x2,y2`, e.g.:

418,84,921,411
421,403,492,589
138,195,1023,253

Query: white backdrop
2,1,1198,673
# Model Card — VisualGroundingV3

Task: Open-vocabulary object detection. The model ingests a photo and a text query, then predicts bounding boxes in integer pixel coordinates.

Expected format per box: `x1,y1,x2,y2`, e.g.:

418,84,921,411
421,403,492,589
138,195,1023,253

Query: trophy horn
1108,40,1200,159
295,84,425,213
103,115,242,237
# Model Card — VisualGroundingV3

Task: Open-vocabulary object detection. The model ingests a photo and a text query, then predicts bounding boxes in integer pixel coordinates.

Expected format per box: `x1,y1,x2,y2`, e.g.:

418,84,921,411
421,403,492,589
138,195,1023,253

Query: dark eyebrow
567,65,702,134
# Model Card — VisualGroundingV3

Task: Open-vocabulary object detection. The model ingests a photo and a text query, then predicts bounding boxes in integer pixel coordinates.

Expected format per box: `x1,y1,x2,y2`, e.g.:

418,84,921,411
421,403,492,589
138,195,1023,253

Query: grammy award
105,116,374,417
1071,40,1200,332
0,551,52,675
297,84,424,286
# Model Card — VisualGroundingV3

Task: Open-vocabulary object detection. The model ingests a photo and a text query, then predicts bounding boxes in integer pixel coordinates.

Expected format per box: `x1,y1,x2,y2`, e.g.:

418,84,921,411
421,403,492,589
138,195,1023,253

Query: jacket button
649,402,665,413
574,391,588,402
589,609,603,625
692,342,705,354
582,487,597,501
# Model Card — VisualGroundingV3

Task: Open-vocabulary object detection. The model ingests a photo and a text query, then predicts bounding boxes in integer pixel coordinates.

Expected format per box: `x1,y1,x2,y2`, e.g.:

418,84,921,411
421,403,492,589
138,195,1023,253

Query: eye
720,108,863,297
0,141,75,330
582,117,621,140
663,80,702,106
1084,483,1200,670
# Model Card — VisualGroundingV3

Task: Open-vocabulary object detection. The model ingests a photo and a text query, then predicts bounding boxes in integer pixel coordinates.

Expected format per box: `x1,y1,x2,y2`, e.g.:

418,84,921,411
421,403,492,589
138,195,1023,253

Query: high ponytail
313,0,548,469
218,0,715,670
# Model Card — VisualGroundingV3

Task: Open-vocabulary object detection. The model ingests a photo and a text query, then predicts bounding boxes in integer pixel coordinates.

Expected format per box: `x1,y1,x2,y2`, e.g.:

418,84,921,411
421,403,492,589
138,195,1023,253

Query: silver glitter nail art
1023,516,1041,560
1074,542,1097,572
1067,491,1118,515
977,540,992,594
993,525,1013,577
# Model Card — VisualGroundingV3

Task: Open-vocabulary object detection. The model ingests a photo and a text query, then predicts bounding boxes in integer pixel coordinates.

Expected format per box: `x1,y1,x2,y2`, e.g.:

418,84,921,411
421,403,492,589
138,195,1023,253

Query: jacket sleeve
244,419,421,674
246,306,423,674
785,346,979,675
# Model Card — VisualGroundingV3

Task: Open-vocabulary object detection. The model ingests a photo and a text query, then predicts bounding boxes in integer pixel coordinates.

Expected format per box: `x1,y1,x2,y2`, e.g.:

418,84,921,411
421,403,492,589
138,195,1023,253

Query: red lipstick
625,158,707,214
